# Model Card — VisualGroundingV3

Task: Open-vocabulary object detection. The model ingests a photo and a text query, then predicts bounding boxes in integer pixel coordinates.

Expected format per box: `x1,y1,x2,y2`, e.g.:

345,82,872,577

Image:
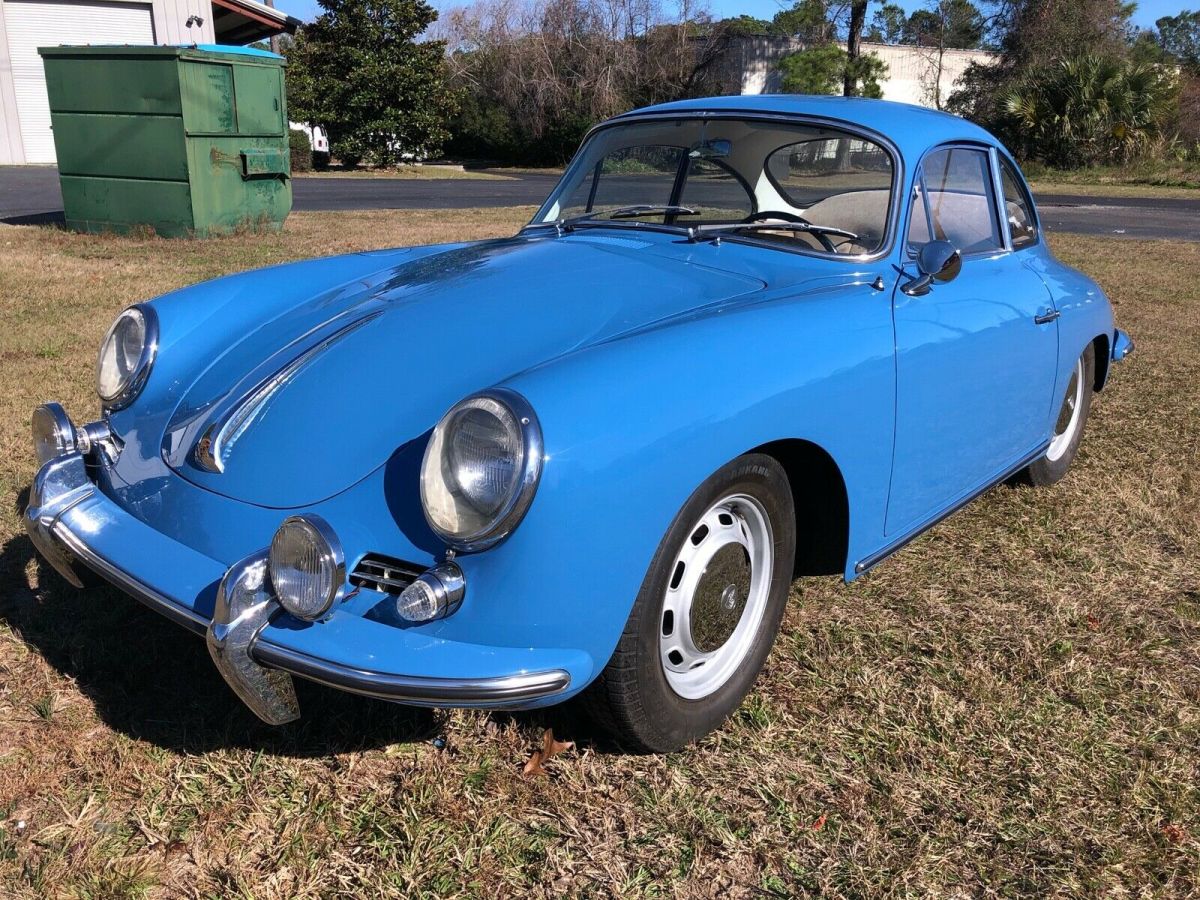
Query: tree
772,0,837,42
775,0,887,97
905,0,984,48
1156,10,1200,72
1003,53,1179,165
286,0,458,166
843,0,868,95
898,1,986,109
441,0,735,165
948,0,1140,142
866,3,907,43
716,14,773,36
779,43,853,93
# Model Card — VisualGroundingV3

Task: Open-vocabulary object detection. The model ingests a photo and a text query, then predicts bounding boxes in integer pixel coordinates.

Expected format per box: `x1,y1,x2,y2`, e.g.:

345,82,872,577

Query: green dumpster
38,44,291,238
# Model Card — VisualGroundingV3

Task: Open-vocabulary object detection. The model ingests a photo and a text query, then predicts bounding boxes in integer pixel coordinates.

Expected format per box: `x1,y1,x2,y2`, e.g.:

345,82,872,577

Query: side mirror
902,240,961,296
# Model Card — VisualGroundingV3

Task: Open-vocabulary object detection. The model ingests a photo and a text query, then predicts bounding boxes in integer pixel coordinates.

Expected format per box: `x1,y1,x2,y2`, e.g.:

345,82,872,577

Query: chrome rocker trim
24,452,572,721
854,441,1050,574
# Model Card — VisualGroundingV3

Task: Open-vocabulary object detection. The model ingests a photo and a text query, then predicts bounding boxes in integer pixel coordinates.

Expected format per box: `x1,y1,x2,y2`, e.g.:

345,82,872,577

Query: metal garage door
4,0,155,163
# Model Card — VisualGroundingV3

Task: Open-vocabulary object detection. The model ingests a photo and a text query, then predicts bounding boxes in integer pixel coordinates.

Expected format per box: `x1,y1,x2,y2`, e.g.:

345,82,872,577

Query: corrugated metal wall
0,0,215,164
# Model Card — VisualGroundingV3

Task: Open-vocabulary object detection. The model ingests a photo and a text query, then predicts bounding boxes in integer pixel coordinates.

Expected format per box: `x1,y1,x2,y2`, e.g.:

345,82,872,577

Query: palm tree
1003,54,1178,167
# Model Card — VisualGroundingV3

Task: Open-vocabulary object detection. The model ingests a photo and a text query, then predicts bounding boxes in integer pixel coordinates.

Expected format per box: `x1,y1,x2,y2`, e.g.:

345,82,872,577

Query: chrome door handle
1034,309,1061,325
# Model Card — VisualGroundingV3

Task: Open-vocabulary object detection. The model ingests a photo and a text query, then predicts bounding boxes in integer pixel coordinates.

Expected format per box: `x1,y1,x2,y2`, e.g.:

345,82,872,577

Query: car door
886,144,1059,537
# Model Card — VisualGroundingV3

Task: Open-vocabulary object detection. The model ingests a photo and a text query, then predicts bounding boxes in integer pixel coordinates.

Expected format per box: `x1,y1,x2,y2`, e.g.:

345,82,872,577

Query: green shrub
289,129,313,173
1002,54,1179,167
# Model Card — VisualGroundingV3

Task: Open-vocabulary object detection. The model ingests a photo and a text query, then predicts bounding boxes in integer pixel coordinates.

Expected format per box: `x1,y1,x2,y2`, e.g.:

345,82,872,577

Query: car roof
612,95,1003,161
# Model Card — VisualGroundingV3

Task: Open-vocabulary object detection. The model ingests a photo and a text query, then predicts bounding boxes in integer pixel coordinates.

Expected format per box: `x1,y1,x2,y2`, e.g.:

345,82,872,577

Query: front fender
441,278,896,684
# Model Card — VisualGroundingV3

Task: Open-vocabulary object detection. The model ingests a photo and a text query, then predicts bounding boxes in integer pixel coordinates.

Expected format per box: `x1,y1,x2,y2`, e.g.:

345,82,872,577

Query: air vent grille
349,554,424,594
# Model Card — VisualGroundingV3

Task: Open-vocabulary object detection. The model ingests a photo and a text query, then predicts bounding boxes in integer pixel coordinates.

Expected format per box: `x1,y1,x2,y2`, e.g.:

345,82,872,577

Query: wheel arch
752,438,849,577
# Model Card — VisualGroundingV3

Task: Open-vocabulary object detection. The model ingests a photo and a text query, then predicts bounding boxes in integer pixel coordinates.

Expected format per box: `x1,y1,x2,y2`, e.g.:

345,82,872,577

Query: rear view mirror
902,240,961,296
689,139,732,160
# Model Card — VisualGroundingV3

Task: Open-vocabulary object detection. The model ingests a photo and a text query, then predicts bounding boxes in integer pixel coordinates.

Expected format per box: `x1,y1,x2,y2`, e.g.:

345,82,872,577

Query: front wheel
1025,344,1095,486
583,454,796,752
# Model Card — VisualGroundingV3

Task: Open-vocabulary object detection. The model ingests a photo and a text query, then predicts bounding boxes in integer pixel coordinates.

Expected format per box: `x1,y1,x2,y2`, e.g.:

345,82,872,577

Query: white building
0,0,297,164
727,38,998,108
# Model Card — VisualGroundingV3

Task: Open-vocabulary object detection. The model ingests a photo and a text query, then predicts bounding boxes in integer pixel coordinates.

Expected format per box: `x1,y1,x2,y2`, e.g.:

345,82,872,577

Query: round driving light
420,389,543,552
395,562,465,623
96,304,158,410
32,403,77,465
268,515,346,620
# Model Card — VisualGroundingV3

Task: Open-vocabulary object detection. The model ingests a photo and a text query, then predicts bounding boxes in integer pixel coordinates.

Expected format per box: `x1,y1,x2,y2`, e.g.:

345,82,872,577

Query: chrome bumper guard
24,450,571,725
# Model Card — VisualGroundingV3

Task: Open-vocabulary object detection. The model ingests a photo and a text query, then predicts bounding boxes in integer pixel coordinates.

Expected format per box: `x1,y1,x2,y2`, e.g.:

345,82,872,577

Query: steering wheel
741,210,839,252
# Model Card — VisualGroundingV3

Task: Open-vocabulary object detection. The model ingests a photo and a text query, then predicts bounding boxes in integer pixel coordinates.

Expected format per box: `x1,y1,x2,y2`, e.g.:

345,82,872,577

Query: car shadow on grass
0,520,459,757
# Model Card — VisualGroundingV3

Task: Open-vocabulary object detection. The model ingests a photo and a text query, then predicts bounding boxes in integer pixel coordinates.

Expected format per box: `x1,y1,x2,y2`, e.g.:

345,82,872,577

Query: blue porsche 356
26,96,1133,751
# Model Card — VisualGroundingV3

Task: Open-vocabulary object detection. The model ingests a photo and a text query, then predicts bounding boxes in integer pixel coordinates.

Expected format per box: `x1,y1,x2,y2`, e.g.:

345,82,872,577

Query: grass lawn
0,211,1198,897
1029,180,1200,200
1023,160,1200,192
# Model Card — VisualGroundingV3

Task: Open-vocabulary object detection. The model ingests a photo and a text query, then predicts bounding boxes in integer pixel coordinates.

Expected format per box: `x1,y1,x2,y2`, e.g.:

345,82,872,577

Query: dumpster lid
192,44,281,59
38,44,286,64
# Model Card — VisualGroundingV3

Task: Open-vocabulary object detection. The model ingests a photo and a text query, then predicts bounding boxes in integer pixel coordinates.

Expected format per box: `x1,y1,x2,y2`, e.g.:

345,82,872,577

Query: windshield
533,117,895,256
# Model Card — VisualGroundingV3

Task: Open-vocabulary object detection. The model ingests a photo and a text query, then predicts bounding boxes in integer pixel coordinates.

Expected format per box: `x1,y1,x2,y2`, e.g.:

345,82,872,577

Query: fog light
268,515,346,621
32,403,76,465
396,562,465,623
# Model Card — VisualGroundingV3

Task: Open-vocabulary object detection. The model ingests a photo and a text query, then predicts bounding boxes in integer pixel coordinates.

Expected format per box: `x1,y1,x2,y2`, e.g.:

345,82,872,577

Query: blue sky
273,0,1191,33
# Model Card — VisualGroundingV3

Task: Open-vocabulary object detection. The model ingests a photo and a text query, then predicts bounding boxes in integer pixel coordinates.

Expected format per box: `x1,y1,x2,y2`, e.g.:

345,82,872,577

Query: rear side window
909,147,1002,255
999,158,1038,249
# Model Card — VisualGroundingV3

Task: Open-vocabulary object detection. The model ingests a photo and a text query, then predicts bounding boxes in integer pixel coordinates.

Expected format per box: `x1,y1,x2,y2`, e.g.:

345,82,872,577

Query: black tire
582,453,796,752
1025,343,1095,486
312,152,331,171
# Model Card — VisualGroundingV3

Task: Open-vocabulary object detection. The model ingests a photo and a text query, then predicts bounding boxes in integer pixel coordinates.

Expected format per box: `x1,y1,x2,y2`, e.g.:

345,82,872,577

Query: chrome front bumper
24,450,574,723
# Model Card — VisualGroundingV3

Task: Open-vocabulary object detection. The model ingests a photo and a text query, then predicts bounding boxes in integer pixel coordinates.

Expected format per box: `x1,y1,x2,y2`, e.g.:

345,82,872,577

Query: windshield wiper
553,205,699,232
688,221,859,244
608,205,698,220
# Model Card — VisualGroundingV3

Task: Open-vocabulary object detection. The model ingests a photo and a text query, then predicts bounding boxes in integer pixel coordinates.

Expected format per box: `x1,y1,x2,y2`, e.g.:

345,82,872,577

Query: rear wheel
1025,344,1095,486
583,454,796,752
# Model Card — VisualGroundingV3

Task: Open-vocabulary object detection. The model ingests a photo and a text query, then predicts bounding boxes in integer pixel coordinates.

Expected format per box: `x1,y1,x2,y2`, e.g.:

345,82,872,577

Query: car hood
159,233,766,508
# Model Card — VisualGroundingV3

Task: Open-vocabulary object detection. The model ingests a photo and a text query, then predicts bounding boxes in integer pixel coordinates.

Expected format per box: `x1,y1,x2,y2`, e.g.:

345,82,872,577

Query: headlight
96,304,158,410
268,515,346,620
420,389,543,552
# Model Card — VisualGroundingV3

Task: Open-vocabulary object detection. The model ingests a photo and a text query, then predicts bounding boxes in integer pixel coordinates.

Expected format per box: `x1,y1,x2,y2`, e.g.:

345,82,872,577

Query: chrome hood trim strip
192,309,385,473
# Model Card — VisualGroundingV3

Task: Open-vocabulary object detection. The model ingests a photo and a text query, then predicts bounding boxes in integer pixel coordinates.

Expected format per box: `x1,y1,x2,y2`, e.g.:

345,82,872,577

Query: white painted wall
732,37,997,109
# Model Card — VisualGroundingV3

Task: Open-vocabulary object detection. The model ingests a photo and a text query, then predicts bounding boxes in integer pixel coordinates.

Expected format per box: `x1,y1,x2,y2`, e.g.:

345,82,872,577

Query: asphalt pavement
2,165,1196,240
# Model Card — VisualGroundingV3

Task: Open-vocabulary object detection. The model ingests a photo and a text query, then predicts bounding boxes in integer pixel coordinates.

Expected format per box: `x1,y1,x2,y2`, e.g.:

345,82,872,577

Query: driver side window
908,147,1002,255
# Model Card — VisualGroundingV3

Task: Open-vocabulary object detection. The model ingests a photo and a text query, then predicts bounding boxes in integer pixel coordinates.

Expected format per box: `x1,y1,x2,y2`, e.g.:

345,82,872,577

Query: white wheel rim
1047,357,1084,462
659,493,774,700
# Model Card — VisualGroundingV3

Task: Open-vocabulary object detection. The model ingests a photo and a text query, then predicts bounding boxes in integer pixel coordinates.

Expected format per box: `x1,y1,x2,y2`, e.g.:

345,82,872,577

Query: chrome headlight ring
420,388,544,553
96,303,159,411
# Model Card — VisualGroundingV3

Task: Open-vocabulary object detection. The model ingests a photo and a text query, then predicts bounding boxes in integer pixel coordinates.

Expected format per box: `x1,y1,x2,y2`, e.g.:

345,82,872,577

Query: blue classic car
25,96,1133,752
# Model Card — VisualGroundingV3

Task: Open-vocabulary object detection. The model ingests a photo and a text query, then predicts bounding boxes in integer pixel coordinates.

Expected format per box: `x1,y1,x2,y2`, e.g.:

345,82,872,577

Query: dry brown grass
0,212,1197,898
